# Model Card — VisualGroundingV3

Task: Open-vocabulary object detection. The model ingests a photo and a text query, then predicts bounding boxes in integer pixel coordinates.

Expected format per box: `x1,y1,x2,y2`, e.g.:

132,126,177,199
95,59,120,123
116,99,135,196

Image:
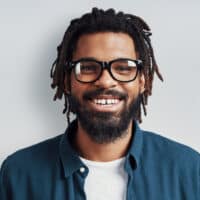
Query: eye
113,65,134,74
81,65,96,73
75,61,100,75
111,60,137,75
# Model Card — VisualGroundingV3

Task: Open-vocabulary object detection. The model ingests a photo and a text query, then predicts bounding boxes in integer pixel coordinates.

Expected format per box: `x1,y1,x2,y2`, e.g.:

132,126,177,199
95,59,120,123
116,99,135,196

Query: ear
139,73,145,94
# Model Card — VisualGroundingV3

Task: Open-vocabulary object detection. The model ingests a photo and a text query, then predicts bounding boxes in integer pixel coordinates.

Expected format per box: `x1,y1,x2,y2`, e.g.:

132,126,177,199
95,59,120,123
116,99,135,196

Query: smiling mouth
83,89,127,106
88,95,123,111
92,98,120,105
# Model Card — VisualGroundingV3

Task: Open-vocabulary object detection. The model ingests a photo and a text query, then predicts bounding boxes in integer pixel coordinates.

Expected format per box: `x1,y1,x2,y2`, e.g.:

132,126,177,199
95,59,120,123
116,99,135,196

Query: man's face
66,32,145,143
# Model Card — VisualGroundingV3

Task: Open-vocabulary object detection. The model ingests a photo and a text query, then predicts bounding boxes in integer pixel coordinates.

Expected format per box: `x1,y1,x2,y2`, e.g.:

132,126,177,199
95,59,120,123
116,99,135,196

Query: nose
94,69,118,89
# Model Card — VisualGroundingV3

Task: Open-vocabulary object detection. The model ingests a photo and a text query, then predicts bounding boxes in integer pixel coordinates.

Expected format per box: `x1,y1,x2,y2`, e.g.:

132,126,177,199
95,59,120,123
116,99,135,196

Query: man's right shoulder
1,134,64,172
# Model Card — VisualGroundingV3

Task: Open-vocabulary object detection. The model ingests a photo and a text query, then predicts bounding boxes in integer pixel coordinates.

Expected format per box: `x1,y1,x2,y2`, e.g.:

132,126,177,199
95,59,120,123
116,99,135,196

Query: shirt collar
59,120,84,178
125,121,143,171
59,120,143,178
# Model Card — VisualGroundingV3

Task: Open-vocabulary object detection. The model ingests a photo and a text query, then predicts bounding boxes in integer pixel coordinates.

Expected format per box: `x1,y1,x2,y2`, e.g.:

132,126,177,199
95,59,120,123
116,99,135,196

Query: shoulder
141,129,200,166
1,134,63,174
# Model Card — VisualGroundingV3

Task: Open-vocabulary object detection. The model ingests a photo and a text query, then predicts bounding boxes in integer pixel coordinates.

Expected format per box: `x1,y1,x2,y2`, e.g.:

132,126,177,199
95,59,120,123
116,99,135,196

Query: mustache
82,88,128,100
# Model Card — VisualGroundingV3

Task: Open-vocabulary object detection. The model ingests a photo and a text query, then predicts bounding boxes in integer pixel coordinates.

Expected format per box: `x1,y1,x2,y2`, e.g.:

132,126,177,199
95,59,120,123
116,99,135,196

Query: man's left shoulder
141,129,200,166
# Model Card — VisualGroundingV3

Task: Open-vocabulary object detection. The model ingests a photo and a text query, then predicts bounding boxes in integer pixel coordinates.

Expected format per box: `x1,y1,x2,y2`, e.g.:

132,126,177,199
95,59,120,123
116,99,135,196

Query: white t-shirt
80,156,128,200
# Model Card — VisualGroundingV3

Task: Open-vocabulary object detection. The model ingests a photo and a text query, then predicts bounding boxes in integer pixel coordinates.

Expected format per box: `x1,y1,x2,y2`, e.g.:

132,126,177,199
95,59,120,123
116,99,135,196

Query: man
0,7,199,200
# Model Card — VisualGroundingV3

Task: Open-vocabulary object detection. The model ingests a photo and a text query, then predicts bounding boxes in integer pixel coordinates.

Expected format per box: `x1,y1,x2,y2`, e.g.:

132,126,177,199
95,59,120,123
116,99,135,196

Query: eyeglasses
66,58,143,83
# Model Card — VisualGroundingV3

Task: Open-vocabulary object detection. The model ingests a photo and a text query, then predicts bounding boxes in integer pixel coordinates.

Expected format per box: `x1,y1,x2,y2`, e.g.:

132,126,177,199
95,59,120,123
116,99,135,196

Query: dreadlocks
50,7,163,124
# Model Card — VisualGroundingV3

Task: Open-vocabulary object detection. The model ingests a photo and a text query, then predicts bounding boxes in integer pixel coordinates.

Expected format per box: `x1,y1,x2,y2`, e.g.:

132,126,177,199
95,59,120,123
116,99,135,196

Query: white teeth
93,99,119,105
107,99,111,104
97,99,105,104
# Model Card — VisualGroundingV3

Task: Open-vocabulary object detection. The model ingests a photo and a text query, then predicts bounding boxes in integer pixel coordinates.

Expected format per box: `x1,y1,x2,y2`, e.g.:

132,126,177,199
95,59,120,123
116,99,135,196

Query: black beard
68,89,141,144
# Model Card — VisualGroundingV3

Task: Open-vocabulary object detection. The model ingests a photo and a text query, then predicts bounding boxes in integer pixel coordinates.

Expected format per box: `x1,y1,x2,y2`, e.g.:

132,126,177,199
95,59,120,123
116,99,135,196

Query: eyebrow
73,57,135,62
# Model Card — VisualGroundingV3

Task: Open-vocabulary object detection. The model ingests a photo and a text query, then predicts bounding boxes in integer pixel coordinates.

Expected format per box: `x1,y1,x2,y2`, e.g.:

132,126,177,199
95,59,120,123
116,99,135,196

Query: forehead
72,32,137,61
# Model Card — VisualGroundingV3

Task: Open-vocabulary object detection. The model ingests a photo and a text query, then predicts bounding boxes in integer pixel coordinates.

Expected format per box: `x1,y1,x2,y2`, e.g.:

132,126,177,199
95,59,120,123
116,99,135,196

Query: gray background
0,0,200,165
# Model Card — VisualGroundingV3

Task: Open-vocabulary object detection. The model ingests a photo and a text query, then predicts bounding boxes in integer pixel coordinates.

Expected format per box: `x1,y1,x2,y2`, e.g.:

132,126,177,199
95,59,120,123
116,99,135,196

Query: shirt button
80,167,85,173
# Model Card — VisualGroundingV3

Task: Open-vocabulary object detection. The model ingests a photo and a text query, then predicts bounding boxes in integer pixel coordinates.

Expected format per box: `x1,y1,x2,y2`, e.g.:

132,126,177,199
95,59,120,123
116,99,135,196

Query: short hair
50,7,163,124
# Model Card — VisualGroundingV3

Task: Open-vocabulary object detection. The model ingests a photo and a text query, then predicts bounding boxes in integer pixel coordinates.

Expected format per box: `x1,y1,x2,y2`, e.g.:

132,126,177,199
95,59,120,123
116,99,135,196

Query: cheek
70,73,80,92
123,82,141,104
70,74,88,98
124,82,140,95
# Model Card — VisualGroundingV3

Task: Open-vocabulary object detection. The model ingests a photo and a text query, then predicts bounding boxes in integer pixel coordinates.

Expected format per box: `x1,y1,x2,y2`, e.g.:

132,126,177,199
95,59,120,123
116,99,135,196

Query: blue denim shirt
1,120,200,200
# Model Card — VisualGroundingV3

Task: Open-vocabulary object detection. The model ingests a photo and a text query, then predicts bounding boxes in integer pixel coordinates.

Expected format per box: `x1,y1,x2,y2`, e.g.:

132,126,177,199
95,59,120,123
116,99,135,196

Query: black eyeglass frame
65,58,143,83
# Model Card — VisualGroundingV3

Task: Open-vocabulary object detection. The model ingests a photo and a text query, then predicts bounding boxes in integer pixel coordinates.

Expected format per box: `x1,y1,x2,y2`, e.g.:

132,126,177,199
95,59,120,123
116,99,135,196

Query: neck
74,121,133,162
